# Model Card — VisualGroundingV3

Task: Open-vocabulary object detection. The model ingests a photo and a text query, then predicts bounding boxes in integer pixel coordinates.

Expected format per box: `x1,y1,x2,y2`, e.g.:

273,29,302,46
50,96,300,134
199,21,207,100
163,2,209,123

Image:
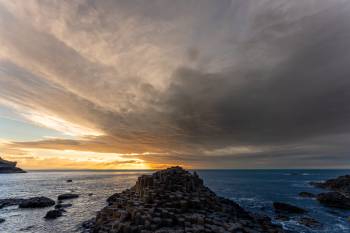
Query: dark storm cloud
164,2,350,150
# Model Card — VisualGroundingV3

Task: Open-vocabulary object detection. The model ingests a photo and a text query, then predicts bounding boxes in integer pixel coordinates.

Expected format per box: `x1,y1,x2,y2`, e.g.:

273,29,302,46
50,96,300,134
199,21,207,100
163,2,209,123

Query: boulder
57,193,79,200
19,197,55,208
44,209,63,219
0,198,25,209
0,218,5,224
299,192,316,198
55,203,72,209
298,217,322,228
66,179,73,183
93,166,284,233
273,202,307,214
316,192,350,209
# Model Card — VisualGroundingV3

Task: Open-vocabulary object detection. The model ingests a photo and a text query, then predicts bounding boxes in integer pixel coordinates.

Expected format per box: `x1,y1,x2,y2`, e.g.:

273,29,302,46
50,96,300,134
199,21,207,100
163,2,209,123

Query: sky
1,0,350,169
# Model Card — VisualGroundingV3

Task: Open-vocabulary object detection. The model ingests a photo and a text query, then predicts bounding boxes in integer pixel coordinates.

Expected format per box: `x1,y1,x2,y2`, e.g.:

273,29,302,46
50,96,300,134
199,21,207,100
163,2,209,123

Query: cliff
0,157,26,173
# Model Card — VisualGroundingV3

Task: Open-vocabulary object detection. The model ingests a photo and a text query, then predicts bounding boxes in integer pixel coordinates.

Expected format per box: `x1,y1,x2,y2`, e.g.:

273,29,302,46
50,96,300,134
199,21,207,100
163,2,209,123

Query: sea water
0,169,349,233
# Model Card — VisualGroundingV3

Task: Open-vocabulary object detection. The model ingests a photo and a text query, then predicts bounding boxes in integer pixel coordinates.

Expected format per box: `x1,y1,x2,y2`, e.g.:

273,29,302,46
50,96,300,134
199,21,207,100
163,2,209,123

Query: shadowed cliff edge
0,156,26,173
83,166,284,233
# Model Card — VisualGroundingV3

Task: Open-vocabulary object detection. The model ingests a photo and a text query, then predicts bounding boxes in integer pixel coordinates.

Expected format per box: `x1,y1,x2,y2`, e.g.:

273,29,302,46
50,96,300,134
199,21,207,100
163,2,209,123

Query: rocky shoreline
86,166,284,233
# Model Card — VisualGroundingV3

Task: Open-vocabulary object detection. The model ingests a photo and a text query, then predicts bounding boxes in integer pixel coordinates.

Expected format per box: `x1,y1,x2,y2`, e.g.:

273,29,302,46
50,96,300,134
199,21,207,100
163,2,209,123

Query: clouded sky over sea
1,0,350,169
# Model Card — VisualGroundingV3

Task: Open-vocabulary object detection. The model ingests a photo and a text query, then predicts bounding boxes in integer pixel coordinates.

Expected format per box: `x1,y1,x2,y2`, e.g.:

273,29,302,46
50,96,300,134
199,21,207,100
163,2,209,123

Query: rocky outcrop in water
311,174,350,209
19,196,55,208
311,175,350,195
58,193,79,200
298,192,315,198
316,192,350,209
273,202,307,214
0,156,26,173
90,166,283,233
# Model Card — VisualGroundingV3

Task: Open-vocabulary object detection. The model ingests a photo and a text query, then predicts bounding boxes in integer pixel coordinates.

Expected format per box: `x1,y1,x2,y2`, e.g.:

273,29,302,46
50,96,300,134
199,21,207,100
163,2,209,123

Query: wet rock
0,198,25,209
298,192,316,198
275,215,290,221
298,217,322,228
273,202,307,214
19,196,55,208
311,175,350,195
55,203,72,209
57,193,79,200
44,209,63,219
93,166,284,233
316,192,350,209
0,218,5,224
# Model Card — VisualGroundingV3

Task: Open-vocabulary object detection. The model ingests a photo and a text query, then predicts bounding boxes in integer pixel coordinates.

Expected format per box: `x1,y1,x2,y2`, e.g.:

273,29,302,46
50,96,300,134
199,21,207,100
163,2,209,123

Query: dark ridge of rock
19,196,55,208
0,156,26,173
316,192,350,209
91,166,284,233
0,218,5,224
55,203,73,209
298,192,316,198
275,215,290,221
273,202,307,214
298,217,322,228
311,175,350,195
44,209,63,219
66,179,73,182
0,198,25,209
58,193,79,200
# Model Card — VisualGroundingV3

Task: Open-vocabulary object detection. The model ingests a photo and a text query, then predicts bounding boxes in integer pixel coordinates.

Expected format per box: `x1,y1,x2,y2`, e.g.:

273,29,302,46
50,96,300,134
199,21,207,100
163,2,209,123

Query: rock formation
0,156,26,173
311,174,350,209
311,175,350,195
90,166,284,233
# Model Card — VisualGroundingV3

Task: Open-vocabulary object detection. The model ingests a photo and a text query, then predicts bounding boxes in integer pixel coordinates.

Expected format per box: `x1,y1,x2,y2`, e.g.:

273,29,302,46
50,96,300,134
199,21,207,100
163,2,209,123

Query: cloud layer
1,0,350,168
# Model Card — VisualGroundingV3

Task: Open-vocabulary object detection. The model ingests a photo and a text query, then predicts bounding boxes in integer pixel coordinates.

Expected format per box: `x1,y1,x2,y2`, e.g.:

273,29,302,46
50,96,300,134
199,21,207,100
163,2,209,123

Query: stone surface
90,166,284,233
0,218,5,224
45,209,63,219
58,193,79,200
316,192,350,209
273,202,307,214
298,192,316,198
19,196,55,208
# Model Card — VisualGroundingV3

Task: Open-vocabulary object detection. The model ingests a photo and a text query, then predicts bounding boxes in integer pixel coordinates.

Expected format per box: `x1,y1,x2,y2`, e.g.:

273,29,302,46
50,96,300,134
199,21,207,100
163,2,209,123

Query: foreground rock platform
90,166,283,233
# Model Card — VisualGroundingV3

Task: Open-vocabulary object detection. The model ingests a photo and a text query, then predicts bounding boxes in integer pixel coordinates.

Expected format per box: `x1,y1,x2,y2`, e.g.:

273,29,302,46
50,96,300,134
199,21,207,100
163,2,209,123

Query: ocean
0,169,349,233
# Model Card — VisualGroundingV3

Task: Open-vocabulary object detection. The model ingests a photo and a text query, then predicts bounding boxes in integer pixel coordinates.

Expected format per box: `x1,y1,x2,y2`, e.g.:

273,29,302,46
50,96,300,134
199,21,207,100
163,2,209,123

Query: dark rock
298,217,322,228
57,193,79,200
44,209,63,219
55,203,72,209
0,218,5,224
88,193,93,196
66,179,73,182
311,175,350,195
93,166,284,233
0,156,26,173
273,202,307,214
299,192,316,198
316,192,350,209
0,198,25,209
275,215,290,221
19,196,55,208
